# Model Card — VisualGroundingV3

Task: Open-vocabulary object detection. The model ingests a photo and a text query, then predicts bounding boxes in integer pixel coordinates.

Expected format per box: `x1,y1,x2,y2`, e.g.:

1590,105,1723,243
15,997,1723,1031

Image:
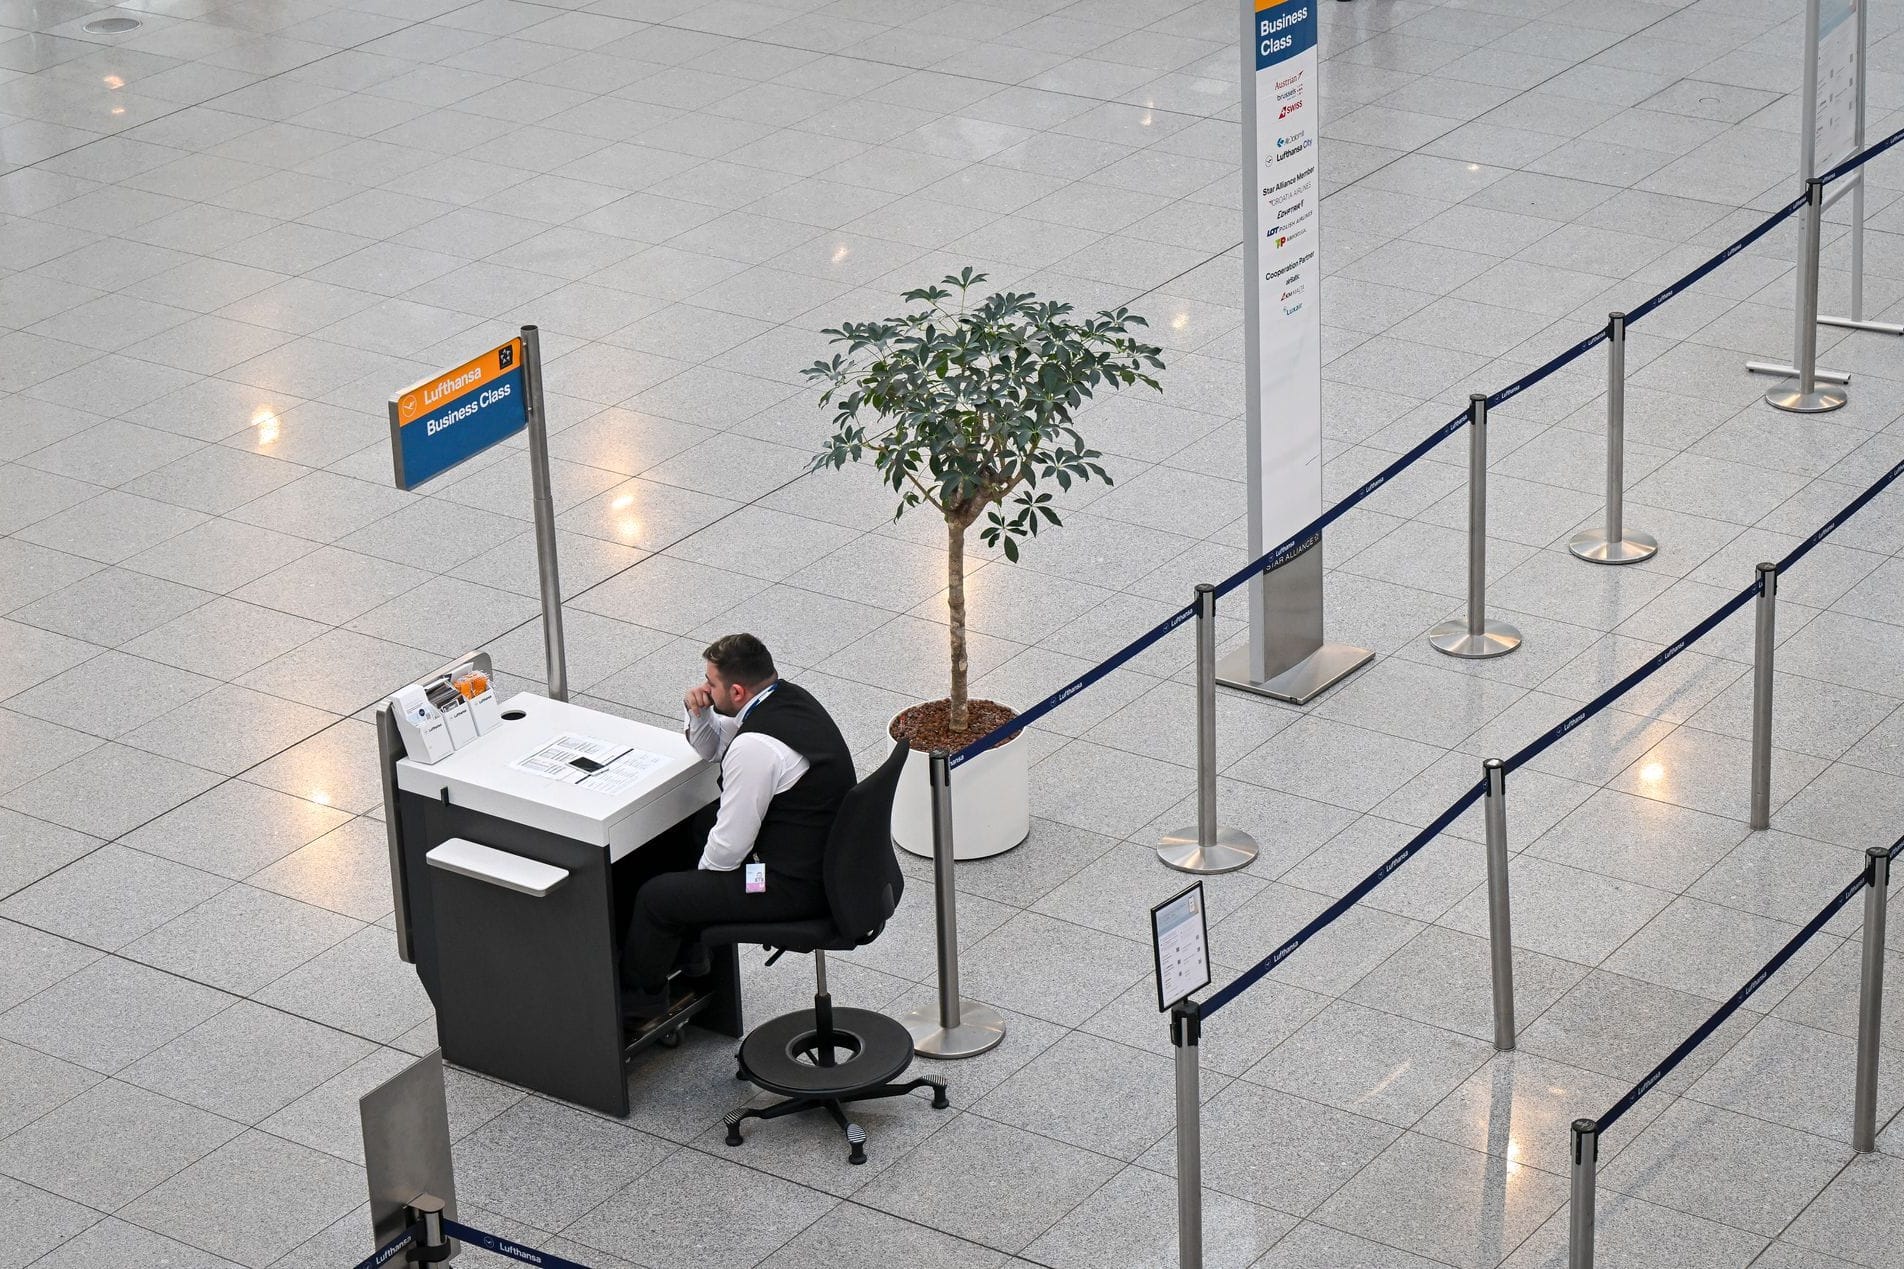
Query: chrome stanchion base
901,1000,1006,1059
1429,619,1521,659
1745,359,1851,385
1157,826,1259,874
1215,643,1372,705
1819,315,1904,336
1763,384,1849,413
1568,528,1657,565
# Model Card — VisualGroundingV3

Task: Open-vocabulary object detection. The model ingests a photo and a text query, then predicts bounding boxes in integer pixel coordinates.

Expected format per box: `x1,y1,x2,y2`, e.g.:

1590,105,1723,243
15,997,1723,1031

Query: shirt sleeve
698,734,783,871
683,705,737,764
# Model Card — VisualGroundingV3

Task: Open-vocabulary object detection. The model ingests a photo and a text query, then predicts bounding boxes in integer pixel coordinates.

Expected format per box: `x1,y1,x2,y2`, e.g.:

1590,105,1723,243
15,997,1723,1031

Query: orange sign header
394,338,523,427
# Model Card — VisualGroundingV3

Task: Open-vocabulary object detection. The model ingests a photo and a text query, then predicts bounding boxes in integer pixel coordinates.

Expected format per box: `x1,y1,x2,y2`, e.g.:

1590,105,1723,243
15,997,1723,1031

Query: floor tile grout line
3,0,1904,1257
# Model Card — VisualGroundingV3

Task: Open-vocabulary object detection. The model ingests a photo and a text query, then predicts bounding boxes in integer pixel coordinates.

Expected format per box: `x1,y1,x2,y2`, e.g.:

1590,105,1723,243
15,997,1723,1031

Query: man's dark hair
702,633,776,687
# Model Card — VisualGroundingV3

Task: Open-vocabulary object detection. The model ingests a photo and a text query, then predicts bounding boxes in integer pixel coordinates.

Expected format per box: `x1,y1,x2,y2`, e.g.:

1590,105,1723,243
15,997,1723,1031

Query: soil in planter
890,698,1020,753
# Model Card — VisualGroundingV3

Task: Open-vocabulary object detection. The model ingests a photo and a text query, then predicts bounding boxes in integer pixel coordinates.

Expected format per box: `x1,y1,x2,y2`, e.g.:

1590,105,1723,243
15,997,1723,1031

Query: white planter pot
889,713,1030,861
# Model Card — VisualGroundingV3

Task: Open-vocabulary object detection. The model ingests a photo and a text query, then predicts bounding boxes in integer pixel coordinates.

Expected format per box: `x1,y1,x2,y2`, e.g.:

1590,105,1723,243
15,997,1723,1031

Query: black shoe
621,985,669,1024
673,943,712,979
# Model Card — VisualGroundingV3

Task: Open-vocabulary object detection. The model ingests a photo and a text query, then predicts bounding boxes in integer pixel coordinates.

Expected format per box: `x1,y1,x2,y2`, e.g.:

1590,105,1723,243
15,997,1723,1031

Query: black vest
734,681,855,883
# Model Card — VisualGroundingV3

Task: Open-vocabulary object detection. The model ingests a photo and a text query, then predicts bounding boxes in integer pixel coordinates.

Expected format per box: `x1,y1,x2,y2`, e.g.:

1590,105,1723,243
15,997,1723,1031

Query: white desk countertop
394,693,718,857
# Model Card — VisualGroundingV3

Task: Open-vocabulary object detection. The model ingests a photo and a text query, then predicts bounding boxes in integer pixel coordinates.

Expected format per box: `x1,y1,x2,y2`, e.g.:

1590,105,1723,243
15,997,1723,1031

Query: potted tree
805,268,1166,859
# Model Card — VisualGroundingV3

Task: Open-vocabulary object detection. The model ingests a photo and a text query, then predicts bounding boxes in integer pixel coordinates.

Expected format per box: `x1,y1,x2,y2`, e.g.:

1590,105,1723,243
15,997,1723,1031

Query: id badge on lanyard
745,856,766,894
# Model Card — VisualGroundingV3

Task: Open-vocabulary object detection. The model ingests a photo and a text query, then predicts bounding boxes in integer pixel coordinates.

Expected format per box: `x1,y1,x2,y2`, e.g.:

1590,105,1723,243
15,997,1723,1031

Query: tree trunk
946,513,969,734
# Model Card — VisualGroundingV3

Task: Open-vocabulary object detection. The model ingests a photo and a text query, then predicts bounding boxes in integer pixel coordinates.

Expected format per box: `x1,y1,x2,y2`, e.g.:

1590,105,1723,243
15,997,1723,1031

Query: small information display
389,337,528,490
1151,881,1211,1011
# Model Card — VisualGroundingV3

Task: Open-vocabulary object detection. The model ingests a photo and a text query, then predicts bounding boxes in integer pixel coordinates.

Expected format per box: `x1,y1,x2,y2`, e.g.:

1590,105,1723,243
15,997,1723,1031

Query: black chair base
724,1002,948,1164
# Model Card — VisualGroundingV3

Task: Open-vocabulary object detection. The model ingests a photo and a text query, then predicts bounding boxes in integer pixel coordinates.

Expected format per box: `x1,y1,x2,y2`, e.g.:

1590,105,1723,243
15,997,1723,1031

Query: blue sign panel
388,337,528,490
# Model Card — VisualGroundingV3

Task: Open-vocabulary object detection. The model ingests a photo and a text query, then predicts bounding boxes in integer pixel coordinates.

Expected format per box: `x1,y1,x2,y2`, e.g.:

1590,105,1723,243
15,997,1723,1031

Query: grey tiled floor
2,0,1904,1266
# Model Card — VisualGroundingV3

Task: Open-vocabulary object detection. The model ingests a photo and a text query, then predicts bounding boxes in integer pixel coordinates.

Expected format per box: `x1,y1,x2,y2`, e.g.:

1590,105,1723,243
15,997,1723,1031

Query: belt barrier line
443,1218,597,1269
1596,829,1904,1133
948,599,1196,768
1213,408,1473,598
1504,578,1761,774
1206,431,1904,1016
1202,779,1486,1016
352,1225,420,1269
1778,455,1904,575
1625,192,1810,328
1488,329,1608,409
1818,121,1904,187
945,164,1839,768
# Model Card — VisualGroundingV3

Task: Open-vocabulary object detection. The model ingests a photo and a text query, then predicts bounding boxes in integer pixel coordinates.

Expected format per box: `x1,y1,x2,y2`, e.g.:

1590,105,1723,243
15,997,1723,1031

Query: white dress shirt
684,684,811,872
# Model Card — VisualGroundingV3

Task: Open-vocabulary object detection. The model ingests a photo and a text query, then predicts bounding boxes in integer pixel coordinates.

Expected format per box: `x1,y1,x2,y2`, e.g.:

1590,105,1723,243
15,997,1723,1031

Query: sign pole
1746,0,1878,386
1818,0,1902,338
520,325,568,702
388,329,572,702
1222,0,1371,705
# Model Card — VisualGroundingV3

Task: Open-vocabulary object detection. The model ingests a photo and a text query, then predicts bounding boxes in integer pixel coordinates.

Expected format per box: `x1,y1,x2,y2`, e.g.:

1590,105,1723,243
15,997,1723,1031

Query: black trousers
621,867,826,994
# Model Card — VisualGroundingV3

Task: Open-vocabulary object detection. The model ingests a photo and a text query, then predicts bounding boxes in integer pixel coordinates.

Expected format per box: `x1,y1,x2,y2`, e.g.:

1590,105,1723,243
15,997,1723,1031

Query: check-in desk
381,678,736,1117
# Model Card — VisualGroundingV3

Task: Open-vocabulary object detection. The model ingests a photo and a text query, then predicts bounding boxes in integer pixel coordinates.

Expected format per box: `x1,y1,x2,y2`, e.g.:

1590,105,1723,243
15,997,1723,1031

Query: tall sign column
1218,0,1371,704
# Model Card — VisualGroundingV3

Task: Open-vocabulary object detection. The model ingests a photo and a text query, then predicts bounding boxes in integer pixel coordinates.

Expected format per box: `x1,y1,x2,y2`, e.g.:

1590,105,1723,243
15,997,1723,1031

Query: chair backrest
823,740,909,942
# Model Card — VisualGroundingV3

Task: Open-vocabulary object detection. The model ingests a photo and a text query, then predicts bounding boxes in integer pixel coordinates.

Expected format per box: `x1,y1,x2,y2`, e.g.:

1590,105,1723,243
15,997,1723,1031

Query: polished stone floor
3,0,1904,1265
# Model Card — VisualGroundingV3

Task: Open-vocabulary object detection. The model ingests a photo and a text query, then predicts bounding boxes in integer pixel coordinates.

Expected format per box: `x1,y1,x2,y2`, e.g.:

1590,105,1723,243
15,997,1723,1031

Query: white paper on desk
578,748,669,796
513,733,628,783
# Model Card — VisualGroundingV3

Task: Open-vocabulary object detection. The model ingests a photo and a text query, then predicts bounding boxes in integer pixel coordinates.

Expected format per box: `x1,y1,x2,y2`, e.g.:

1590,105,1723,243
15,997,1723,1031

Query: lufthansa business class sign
388,337,528,490
1250,0,1322,549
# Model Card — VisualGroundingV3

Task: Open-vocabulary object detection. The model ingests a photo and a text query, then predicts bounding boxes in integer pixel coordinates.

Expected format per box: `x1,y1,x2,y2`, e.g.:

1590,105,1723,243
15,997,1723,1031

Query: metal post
1483,758,1516,1051
1570,313,1656,565
1763,181,1850,413
1160,585,1258,874
1750,562,1778,830
901,752,1006,1059
1854,845,1891,1152
520,325,569,701
1569,1119,1599,1269
1430,394,1520,659
1172,1002,1203,1269
1817,0,1901,338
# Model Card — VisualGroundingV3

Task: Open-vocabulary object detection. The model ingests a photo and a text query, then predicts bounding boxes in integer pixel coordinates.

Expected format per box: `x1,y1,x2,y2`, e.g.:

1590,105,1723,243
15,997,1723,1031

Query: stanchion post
1429,394,1521,659
1765,179,1849,414
1570,312,1656,565
1854,845,1891,1152
520,325,569,701
407,1194,452,1264
1159,584,1258,875
1750,562,1778,830
1483,758,1516,1051
901,752,1006,1059
1569,1119,1599,1269
1172,1002,1203,1269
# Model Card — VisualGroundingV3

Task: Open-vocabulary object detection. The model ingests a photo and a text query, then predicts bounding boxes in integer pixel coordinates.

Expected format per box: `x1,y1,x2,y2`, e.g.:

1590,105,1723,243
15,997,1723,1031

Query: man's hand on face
684,683,715,714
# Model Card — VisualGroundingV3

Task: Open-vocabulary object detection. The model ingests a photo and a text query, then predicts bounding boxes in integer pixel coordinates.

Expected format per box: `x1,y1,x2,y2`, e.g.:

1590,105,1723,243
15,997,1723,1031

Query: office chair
700,740,948,1164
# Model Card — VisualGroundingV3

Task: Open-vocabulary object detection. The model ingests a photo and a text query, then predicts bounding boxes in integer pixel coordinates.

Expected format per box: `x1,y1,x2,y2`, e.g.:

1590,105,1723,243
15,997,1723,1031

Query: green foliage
803,268,1166,560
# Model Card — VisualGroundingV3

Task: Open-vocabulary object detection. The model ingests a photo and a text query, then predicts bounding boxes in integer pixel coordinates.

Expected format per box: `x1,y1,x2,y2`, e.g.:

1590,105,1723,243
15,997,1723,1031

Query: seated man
620,633,856,1023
